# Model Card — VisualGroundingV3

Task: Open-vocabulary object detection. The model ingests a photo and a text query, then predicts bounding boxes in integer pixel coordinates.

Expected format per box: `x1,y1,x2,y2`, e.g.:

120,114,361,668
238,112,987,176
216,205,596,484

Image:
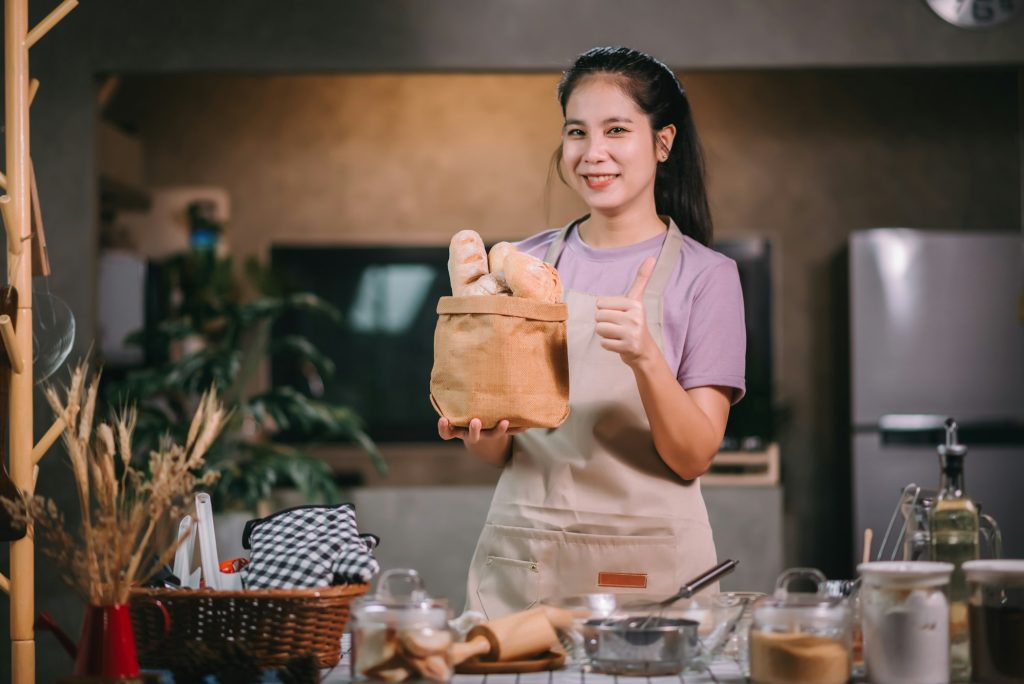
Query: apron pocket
476,555,540,620
559,531,679,598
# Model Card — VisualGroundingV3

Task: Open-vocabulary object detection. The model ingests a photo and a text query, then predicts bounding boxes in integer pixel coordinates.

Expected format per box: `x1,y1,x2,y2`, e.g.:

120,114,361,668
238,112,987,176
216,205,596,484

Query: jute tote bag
430,295,570,429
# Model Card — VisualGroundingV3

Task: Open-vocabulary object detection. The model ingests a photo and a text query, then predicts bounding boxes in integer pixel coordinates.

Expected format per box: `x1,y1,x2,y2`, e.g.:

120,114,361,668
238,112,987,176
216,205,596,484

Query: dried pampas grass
2,360,226,605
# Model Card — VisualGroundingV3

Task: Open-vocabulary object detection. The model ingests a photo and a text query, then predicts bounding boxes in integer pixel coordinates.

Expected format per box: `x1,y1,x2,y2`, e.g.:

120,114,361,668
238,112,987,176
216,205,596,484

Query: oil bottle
929,418,978,682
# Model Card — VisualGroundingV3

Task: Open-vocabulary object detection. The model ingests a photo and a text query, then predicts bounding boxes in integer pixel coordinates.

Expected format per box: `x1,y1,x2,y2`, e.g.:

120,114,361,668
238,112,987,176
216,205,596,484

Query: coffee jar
963,560,1024,683
858,561,954,684
749,568,852,684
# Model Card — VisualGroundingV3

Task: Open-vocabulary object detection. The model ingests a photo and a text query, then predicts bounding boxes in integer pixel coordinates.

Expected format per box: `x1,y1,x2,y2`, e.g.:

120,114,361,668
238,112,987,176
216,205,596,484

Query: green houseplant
104,245,386,512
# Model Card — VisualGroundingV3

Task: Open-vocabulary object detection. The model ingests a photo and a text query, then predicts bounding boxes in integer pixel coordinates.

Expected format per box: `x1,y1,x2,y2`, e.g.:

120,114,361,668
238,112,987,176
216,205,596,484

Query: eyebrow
563,117,634,128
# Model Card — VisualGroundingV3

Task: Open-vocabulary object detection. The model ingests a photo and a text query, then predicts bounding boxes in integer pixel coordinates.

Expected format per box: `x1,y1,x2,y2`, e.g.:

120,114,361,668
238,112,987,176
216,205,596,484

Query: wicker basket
130,583,369,668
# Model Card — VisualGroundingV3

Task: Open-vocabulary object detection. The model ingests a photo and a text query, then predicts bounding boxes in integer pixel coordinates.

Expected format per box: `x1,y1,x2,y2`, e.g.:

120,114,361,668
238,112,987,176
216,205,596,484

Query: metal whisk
624,558,740,630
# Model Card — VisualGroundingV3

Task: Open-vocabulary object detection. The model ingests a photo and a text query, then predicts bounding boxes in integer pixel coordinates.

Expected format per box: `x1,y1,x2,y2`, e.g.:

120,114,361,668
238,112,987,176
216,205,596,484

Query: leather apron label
597,571,648,589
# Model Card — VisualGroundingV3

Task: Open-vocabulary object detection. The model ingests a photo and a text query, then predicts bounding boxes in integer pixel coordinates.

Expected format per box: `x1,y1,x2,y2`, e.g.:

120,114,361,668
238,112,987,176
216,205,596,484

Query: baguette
504,251,563,303
462,272,511,297
487,242,518,277
448,230,489,296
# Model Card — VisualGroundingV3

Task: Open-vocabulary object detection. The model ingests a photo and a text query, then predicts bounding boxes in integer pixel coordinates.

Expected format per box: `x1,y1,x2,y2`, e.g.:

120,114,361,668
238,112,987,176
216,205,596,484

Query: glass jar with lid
963,559,1024,683
858,561,954,684
350,568,453,682
749,568,852,684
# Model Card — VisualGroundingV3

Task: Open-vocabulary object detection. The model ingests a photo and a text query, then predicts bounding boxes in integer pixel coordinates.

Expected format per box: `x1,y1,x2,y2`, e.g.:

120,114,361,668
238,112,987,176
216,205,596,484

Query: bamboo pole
25,0,77,49
5,0,35,680
0,314,24,373
0,194,19,255
31,416,65,465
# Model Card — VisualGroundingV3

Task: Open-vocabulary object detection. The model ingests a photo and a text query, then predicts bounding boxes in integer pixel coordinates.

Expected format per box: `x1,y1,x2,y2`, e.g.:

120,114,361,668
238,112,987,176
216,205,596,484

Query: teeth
587,175,616,182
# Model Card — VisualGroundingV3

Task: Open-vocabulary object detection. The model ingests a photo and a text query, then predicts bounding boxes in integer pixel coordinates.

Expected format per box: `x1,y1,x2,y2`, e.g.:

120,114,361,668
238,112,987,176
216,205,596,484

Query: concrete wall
3,2,1023,680
116,67,1020,569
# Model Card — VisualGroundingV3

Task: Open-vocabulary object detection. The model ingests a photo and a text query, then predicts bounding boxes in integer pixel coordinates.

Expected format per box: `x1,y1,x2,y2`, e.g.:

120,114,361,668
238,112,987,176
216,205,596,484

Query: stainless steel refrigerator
851,229,1024,560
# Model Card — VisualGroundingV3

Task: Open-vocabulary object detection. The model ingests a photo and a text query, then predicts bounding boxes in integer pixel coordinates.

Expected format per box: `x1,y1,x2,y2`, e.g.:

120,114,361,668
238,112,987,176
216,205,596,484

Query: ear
656,124,677,161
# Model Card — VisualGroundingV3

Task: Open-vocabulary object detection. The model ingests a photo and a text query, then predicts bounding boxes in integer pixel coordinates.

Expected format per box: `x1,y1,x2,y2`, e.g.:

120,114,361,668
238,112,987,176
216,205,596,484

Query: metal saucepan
544,560,744,674
582,616,700,675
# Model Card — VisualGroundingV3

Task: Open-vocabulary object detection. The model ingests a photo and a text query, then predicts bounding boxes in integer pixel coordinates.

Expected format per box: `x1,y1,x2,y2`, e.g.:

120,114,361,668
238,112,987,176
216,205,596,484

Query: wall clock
925,0,1020,28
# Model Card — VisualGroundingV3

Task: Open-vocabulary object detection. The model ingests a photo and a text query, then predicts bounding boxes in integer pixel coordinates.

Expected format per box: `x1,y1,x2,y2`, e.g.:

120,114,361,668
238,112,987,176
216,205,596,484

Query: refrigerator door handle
878,414,949,432
874,414,1024,447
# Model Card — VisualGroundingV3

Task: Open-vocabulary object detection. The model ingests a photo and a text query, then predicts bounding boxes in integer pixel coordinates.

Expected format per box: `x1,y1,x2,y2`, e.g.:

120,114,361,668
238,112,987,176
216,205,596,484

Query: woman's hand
438,417,526,467
595,256,658,368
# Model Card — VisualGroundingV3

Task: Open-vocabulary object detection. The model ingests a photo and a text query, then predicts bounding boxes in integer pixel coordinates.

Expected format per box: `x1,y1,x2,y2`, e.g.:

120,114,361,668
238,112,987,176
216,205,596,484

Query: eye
565,128,585,137
607,126,628,135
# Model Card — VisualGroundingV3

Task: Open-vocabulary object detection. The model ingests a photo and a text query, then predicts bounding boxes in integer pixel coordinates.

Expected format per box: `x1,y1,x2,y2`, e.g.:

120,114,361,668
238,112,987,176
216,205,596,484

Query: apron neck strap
644,218,684,299
542,216,580,265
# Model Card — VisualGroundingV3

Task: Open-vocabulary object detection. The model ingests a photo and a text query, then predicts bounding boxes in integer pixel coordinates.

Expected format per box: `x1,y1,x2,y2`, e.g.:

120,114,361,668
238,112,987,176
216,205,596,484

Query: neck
579,204,668,248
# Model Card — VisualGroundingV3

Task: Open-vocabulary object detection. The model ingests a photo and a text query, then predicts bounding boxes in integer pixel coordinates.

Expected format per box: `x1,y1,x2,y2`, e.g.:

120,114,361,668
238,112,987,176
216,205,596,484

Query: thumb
626,256,657,300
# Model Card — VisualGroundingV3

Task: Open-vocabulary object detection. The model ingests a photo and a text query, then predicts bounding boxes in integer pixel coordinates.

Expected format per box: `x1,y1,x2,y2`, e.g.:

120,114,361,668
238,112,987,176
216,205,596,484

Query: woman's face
561,76,675,217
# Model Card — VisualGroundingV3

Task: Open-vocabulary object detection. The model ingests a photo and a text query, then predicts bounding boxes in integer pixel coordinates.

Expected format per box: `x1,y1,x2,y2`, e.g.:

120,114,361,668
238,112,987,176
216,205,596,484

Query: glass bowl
542,592,746,672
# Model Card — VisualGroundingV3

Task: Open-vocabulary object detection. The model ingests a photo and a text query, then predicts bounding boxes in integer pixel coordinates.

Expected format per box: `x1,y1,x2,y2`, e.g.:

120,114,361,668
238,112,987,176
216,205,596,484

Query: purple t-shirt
515,223,746,404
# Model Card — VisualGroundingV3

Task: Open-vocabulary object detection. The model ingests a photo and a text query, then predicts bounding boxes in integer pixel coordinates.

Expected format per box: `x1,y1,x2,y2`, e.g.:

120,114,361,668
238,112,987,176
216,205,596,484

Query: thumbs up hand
595,256,658,368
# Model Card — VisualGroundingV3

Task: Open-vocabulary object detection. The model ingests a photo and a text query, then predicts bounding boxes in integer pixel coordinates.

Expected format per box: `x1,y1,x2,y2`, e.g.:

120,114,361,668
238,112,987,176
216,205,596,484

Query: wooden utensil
450,605,569,665
0,285,26,541
455,650,566,675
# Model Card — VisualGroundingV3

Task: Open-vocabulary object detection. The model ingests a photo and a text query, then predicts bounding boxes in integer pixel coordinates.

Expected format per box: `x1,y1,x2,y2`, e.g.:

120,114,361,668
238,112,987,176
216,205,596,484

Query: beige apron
465,217,718,619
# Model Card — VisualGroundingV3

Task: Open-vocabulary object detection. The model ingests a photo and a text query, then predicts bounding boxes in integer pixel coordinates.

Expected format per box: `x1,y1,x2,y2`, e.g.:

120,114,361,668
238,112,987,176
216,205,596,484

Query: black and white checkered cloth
242,503,380,589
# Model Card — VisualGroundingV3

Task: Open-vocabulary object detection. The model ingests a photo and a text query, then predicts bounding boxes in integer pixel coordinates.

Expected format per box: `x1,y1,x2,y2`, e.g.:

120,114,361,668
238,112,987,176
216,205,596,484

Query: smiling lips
582,173,619,189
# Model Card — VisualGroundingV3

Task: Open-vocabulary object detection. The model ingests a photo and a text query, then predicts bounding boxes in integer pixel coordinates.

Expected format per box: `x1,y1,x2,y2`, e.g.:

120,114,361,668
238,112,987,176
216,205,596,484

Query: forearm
465,434,513,467
631,355,721,480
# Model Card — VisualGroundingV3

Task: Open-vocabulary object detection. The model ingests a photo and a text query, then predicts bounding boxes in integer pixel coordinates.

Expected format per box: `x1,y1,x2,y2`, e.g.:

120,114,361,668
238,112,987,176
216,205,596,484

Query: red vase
73,603,144,678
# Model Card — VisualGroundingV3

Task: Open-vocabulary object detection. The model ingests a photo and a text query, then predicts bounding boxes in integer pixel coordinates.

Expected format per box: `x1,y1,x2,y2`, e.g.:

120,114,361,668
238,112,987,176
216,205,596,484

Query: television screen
271,239,774,445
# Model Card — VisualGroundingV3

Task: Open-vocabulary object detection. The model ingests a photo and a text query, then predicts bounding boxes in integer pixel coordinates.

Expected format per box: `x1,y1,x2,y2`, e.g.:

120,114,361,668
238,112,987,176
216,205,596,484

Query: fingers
625,256,657,300
595,296,639,312
468,418,483,442
599,338,624,353
438,417,466,441
595,321,626,341
594,308,631,325
439,417,527,442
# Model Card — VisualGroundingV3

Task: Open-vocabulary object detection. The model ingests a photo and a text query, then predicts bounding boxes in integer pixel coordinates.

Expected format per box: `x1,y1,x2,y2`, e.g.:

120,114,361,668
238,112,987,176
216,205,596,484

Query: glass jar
963,559,1024,683
350,568,453,683
858,561,954,684
749,568,852,684
716,591,766,677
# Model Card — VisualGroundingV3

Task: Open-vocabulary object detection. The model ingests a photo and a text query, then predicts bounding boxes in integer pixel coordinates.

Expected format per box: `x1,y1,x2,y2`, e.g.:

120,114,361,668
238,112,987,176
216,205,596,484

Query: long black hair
553,46,713,246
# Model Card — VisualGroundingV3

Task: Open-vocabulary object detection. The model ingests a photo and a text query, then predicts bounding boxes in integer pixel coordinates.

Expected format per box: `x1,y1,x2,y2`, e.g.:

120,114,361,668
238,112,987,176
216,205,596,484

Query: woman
439,46,746,617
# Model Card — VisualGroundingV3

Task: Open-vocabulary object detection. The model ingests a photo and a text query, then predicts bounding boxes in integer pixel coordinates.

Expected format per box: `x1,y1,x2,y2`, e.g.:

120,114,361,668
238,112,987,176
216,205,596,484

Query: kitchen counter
318,635,747,684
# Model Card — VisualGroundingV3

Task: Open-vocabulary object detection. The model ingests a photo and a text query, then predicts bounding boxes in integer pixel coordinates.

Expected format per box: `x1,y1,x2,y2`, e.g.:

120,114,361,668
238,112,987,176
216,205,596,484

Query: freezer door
850,230,1024,425
853,431,1024,561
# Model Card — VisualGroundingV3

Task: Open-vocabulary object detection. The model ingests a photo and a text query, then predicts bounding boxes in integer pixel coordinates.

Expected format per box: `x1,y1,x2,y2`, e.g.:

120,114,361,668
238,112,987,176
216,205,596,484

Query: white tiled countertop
318,635,748,684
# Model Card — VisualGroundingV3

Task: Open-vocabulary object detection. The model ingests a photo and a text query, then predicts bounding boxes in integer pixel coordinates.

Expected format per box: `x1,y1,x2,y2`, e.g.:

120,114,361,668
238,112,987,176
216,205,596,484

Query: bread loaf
487,242,518,276
504,251,563,304
448,230,489,296
461,273,511,296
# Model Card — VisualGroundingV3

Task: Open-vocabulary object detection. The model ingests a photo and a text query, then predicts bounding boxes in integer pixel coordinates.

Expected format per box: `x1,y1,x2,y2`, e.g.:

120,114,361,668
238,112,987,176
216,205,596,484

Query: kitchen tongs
626,558,739,629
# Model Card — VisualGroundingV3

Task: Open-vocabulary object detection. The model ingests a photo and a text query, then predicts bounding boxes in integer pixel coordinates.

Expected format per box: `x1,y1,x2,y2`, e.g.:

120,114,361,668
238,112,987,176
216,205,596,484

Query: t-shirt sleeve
678,260,747,405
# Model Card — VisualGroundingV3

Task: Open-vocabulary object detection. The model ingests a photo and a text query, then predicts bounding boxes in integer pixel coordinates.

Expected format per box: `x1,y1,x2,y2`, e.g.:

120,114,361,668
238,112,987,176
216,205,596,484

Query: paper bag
430,295,569,430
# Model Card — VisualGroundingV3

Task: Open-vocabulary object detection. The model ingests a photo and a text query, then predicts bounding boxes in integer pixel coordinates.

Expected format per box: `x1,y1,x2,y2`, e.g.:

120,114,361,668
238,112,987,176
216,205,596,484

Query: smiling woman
442,47,748,618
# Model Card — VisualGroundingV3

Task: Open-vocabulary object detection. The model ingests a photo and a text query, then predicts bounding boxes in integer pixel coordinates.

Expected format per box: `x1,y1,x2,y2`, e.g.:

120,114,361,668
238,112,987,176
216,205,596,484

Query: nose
582,136,609,164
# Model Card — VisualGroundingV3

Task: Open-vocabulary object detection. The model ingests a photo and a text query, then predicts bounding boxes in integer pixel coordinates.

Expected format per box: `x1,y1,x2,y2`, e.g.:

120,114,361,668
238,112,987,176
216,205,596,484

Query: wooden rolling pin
449,606,572,665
